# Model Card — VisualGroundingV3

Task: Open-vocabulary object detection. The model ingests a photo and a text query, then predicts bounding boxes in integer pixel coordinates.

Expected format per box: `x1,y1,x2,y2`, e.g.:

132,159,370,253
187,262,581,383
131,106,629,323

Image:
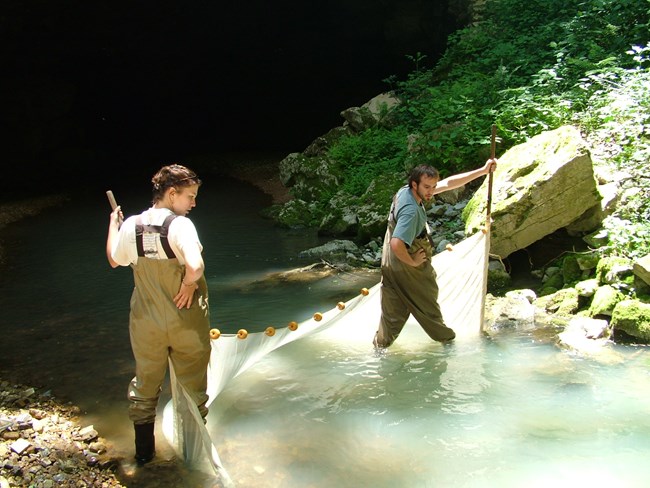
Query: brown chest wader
374,198,456,348
128,215,211,464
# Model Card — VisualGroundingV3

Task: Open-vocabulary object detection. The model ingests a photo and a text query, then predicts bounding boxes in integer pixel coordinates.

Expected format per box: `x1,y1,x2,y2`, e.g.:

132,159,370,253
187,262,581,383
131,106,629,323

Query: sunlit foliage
324,0,650,259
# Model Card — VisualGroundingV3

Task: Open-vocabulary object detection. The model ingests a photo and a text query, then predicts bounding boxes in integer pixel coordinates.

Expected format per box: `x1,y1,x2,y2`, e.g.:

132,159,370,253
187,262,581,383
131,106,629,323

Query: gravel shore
0,380,125,487
0,380,225,488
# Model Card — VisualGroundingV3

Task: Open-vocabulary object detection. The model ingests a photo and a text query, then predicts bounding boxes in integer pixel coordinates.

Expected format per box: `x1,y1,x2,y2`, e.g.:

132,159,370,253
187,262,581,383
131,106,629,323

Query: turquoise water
207,326,650,487
1,170,649,487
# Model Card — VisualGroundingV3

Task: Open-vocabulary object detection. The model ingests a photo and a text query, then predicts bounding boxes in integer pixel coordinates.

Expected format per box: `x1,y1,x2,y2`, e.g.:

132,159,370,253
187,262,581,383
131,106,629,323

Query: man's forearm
438,166,487,191
390,238,418,267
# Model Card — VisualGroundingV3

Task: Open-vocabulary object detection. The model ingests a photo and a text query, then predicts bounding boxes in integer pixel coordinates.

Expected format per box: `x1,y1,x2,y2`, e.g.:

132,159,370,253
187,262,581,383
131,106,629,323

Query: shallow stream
1,167,649,487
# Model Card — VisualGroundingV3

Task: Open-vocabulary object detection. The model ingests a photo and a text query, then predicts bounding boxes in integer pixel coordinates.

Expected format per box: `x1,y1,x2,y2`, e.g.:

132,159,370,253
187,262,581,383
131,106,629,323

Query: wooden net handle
106,190,119,210
486,125,496,224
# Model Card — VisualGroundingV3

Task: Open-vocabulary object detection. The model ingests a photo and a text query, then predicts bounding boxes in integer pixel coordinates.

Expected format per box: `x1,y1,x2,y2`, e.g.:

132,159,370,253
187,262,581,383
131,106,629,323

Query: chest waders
374,198,456,348
128,215,211,464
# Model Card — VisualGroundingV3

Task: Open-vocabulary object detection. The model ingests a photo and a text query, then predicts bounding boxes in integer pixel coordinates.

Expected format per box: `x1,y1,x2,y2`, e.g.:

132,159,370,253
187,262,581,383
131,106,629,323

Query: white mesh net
163,229,489,486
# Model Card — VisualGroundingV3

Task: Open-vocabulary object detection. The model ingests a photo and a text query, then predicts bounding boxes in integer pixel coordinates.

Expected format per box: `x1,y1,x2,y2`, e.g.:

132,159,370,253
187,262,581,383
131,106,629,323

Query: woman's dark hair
151,164,202,203
408,164,439,187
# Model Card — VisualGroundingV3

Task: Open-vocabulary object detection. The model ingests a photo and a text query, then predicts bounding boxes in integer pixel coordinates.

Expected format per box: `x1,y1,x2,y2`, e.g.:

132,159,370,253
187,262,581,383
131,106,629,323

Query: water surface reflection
1,175,649,487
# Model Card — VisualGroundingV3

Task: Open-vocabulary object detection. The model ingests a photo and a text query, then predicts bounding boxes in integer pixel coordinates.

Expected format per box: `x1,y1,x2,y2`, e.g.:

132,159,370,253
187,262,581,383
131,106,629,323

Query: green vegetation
321,0,650,260
328,126,409,195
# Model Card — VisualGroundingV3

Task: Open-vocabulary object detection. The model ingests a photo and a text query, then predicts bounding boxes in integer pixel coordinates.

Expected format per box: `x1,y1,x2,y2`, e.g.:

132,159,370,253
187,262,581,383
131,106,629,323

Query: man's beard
416,188,431,203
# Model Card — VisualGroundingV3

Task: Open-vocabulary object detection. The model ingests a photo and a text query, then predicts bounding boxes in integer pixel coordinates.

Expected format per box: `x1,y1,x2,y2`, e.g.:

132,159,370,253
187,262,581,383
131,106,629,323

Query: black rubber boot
134,422,156,465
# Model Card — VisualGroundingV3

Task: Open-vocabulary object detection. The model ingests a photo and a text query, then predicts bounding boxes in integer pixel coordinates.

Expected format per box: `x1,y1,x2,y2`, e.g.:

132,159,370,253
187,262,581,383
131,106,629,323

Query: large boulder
278,153,340,202
463,126,602,258
340,92,400,132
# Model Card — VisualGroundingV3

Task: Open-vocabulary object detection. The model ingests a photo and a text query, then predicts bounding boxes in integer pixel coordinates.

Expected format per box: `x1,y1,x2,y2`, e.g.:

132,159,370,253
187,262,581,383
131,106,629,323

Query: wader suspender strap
420,202,436,249
388,185,408,226
135,214,178,259
388,194,397,225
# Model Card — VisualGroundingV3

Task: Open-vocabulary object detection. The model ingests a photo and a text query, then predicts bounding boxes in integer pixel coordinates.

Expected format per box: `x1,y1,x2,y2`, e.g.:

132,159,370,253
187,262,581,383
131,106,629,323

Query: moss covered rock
576,253,600,272
562,254,582,285
276,199,322,228
487,268,512,293
543,272,565,291
278,153,340,202
575,278,599,297
610,299,650,343
595,256,634,285
588,285,625,317
535,287,580,315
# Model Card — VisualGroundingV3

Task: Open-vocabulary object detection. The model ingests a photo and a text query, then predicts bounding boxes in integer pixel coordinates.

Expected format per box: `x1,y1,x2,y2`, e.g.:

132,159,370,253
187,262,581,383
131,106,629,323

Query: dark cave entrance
503,228,592,290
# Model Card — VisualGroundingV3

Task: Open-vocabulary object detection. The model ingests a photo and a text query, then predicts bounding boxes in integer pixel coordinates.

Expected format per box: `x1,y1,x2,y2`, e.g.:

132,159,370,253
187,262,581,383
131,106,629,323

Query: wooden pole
106,190,118,210
106,190,123,227
480,124,497,333
486,124,496,227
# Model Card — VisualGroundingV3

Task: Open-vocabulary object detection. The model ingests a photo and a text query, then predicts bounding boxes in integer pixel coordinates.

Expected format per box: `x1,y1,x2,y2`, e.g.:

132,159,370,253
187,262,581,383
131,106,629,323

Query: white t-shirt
112,207,202,266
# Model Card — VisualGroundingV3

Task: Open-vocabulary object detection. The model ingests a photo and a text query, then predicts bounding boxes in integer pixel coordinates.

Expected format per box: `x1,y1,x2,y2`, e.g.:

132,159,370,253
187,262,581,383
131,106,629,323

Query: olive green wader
128,257,211,425
374,209,456,348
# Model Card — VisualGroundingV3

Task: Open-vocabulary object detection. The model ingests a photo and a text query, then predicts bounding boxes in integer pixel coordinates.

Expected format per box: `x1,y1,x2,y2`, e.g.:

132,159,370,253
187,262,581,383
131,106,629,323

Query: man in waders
373,159,496,348
106,164,211,465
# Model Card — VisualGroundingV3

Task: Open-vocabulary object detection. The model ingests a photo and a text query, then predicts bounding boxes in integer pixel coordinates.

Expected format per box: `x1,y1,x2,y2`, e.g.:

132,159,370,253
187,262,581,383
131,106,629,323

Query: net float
288,321,298,331
337,302,345,310
237,329,248,339
265,326,276,336
360,288,369,296
445,243,454,251
313,312,323,321
209,328,221,340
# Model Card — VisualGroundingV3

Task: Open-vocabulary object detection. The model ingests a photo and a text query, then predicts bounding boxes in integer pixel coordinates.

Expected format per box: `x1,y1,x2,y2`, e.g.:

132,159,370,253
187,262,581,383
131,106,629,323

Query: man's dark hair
408,165,439,187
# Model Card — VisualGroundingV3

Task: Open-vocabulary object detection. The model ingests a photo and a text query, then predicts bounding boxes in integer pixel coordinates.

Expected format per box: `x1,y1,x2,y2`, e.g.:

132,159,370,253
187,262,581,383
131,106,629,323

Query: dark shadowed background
3,0,468,197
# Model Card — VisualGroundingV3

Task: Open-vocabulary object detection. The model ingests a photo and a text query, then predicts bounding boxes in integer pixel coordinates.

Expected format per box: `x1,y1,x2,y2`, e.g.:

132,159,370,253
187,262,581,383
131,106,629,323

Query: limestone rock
303,126,352,157
484,291,536,331
557,316,613,357
278,154,340,202
535,287,580,315
575,278,599,297
588,285,625,317
299,239,361,260
633,254,650,287
464,126,602,258
595,256,634,284
611,299,650,342
340,92,399,132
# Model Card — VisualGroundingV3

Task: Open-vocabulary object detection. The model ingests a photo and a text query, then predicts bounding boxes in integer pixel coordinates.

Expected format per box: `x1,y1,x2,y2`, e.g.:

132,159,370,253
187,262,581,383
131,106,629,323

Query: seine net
164,229,490,486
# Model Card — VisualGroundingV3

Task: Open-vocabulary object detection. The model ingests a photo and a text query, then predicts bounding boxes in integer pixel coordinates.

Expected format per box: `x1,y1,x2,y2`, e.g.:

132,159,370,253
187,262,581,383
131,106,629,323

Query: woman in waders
106,164,210,465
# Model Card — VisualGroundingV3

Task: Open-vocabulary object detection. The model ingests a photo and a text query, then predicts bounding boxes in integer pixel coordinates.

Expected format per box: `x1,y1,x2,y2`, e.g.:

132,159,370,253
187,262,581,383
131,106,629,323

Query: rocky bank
0,380,124,487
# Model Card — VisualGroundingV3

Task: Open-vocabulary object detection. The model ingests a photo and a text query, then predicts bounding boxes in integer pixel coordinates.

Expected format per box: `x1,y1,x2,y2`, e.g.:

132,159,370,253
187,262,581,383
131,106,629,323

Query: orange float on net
209,328,221,340
482,226,488,234
337,302,345,310
445,243,454,251
313,312,323,321
288,321,299,331
265,326,276,337
360,288,369,296
237,329,248,339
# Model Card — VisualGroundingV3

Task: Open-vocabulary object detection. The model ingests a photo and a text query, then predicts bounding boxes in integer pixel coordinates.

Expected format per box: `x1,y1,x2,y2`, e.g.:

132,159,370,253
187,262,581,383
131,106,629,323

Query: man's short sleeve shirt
391,186,427,247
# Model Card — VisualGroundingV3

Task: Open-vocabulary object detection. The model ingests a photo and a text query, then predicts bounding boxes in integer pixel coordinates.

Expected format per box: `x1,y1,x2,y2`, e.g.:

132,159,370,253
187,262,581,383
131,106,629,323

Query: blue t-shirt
391,186,426,247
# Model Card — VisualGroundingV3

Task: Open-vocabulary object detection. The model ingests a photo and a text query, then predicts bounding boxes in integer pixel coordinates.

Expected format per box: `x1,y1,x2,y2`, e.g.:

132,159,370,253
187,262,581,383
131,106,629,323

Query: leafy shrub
312,0,650,260
327,127,409,195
